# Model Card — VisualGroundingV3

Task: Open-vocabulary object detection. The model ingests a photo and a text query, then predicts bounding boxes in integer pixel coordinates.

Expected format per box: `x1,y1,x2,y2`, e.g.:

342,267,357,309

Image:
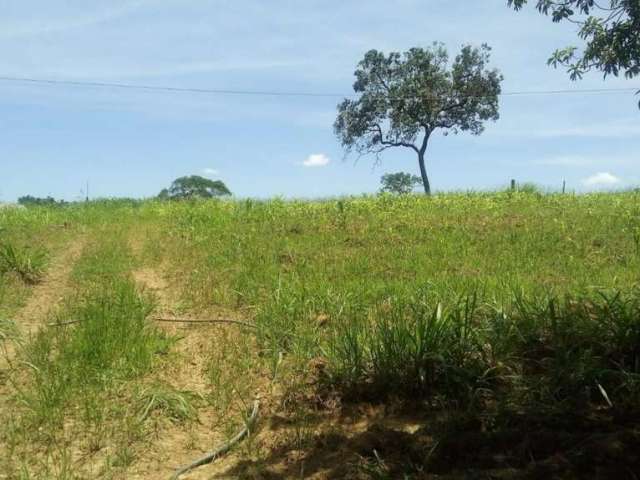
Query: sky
0,0,638,201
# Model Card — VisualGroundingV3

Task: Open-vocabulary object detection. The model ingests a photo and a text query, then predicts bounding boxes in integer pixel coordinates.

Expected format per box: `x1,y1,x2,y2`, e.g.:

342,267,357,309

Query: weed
0,317,20,343
0,242,48,284
136,383,199,422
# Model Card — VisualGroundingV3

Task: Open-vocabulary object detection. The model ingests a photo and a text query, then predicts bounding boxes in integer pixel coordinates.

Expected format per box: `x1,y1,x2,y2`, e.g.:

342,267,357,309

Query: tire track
14,235,86,337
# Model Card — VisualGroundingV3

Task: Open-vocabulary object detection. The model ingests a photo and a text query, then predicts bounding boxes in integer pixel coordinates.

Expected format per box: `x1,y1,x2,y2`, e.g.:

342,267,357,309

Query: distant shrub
517,182,541,194
17,195,66,207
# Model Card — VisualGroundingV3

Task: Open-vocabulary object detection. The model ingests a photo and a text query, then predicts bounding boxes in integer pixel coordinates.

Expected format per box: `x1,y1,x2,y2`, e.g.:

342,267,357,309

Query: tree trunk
418,152,431,195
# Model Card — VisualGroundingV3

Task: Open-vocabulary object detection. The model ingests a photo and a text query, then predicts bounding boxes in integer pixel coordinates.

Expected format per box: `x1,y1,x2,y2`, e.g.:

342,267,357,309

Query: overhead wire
0,75,637,99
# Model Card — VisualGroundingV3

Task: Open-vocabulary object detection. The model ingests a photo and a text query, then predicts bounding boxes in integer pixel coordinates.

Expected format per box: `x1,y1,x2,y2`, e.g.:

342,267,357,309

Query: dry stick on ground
171,338,285,479
48,317,257,329
170,399,260,480
154,317,257,329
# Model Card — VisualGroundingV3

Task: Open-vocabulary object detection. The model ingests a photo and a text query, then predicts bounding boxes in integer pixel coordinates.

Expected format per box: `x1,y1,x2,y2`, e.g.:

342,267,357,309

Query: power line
0,75,637,99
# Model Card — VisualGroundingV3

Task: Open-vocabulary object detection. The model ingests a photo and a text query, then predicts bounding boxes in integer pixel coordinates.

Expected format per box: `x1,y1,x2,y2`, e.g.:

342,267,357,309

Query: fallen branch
49,317,256,329
170,399,260,480
48,319,82,327
153,317,257,329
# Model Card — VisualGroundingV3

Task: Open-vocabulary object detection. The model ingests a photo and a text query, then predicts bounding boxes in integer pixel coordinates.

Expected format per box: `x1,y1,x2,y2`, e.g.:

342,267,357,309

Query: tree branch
373,123,419,153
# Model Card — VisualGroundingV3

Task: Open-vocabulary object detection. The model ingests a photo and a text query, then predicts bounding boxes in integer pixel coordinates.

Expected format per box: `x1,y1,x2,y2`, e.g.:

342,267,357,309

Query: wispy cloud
202,168,219,176
0,1,150,38
535,154,637,169
302,153,330,167
497,119,640,140
26,59,309,81
582,172,621,187
535,123,640,139
536,155,593,167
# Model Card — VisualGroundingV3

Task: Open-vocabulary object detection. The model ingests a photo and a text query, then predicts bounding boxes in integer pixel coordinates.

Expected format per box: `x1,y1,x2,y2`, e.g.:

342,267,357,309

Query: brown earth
130,264,266,480
0,235,85,368
14,235,85,335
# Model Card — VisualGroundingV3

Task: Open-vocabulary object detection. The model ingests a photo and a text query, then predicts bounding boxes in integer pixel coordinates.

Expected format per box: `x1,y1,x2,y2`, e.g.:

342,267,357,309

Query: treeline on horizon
8,184,640,208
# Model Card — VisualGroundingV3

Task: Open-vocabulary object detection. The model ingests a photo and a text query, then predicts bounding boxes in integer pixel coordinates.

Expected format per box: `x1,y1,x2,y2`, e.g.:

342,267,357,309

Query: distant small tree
335,43,502,195
380,172,422,194
159,175,231,200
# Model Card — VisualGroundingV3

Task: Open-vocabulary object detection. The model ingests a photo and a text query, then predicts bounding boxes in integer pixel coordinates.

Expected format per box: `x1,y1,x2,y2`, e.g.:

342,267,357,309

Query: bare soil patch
15,235,86,335
131,265,263,479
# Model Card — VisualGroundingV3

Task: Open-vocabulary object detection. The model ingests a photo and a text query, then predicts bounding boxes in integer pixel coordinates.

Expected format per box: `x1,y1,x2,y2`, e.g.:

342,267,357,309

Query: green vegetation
150,191,640,476
0,206,75,320
0,241,48,284
379,172,422,194
22,279,169,427
509,1,640,86
135,383,198,423
1,192,639,478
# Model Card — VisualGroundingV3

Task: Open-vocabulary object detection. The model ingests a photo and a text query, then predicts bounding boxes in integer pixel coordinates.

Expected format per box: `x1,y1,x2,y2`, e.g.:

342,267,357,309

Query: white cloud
202,168,218,176
302,153,330,167
582,172,622,187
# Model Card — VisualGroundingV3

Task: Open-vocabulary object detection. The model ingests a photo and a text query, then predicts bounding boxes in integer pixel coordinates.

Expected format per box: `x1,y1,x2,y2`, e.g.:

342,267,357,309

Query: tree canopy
159,175,231,200
334,43,502,194
380,172,422,194
509,1,640,83
17,195,66,207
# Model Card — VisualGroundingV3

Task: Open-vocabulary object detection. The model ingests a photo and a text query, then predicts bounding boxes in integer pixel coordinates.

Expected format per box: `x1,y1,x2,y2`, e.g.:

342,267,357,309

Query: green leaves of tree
159,175,231,200
509,0,640,81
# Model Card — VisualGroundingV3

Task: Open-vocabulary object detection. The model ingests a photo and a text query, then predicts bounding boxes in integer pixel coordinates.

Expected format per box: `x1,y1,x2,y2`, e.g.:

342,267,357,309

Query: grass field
1,191,640,479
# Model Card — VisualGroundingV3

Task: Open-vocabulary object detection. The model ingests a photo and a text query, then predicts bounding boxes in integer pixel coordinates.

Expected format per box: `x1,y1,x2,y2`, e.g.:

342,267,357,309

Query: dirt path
0,234,86,471
128,231,274,479
131,264,249,480
14,235,85,336
0,235,85,373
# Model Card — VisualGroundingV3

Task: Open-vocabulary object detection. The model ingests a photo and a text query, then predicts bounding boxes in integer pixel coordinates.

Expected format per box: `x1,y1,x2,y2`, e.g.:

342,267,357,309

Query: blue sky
0,0,638,201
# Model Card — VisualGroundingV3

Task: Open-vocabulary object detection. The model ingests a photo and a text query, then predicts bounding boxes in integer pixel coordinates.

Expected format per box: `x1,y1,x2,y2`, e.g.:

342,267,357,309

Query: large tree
334,43,503,195
508,1,640,83
159,175,231,200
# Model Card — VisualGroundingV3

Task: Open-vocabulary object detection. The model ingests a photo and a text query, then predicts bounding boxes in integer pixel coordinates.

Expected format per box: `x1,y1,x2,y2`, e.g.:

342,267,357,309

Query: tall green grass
145,191,640,411
325,290,640,409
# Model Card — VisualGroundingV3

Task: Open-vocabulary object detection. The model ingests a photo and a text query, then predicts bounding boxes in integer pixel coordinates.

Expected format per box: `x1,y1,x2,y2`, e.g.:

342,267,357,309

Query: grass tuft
136,383,199,422
0,242,48,284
